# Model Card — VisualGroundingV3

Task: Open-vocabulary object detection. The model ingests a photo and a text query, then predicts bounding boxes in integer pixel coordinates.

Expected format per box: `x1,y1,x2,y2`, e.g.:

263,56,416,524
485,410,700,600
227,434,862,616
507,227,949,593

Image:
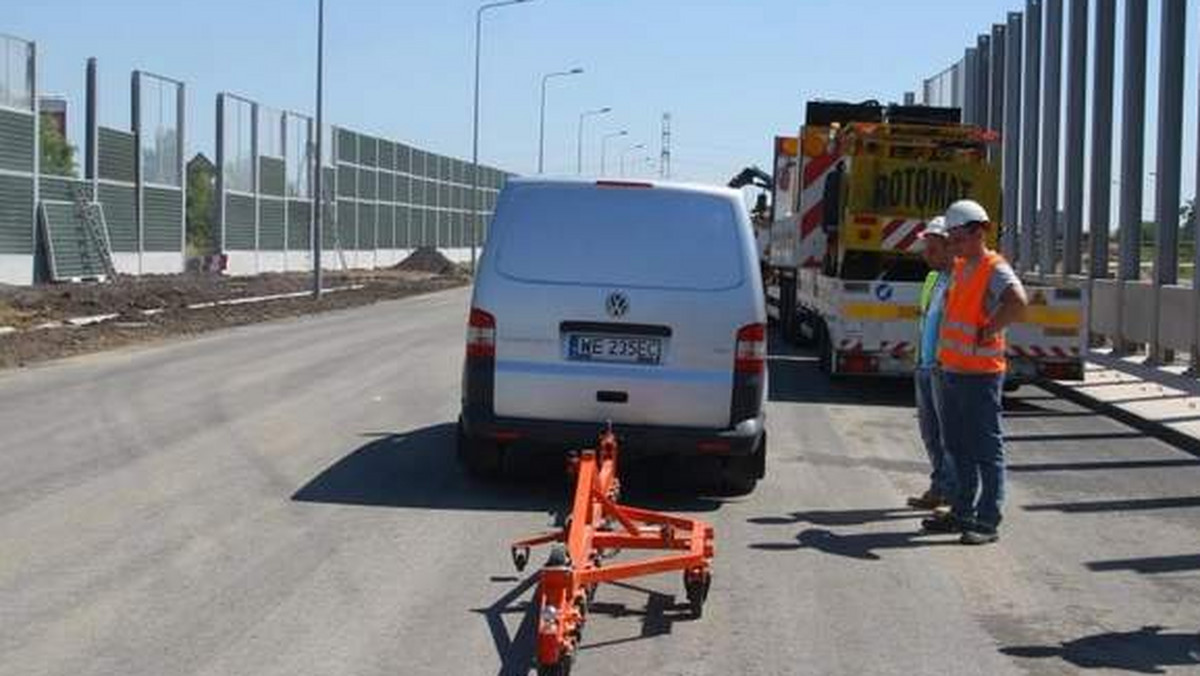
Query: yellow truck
768,100,1084,383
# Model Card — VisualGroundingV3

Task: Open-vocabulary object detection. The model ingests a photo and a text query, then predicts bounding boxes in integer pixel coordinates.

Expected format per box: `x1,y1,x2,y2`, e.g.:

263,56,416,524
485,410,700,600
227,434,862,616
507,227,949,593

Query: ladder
72,185,116,280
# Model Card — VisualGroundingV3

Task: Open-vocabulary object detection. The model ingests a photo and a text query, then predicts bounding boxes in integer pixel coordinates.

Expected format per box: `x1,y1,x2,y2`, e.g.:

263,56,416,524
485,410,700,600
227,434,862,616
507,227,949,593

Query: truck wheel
456,418,503,479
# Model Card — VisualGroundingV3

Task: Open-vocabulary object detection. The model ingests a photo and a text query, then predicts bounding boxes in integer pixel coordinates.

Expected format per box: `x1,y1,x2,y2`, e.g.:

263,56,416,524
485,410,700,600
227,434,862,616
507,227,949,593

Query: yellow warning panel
843,302,921,321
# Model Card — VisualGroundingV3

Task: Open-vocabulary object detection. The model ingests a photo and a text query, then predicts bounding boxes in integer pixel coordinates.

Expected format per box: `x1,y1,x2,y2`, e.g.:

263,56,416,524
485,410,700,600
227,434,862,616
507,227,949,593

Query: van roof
505,177,742,201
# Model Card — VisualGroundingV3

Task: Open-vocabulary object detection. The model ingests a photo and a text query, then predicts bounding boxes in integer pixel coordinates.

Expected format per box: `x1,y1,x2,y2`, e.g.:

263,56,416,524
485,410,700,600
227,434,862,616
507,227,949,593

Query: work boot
907,491,950,510
960,529,1000,546
920,513,962,534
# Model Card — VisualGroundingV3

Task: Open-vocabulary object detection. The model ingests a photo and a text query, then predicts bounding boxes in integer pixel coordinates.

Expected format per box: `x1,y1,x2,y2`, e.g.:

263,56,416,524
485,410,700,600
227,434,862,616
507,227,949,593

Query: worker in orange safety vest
921,199,1028,545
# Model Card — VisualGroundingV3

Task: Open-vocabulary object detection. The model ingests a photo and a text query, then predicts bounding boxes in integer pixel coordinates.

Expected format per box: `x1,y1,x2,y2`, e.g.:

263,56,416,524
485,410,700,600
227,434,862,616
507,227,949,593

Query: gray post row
1002,12,1023,261
1019,0,1042,272
919,0,1200,372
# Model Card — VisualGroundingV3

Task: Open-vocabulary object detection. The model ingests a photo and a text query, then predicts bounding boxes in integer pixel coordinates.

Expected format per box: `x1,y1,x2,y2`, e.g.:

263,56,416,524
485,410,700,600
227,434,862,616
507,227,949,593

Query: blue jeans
940,371,1006,532
915,366,956,498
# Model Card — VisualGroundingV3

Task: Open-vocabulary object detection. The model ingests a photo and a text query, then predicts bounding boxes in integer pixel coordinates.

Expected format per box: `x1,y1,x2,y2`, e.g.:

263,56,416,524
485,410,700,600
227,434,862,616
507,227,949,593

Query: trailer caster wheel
684,571,711,619
512,546,530,572
537,656,572,676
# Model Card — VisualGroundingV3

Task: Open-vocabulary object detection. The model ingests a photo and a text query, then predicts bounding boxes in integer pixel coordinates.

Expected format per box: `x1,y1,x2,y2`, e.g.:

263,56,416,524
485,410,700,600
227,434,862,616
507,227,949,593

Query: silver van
459,178,767,493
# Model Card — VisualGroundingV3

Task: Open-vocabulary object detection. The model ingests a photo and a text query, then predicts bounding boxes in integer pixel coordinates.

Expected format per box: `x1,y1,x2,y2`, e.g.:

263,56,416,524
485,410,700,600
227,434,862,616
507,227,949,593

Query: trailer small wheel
537,655,573,676
512,546,530,572
684,571,711,619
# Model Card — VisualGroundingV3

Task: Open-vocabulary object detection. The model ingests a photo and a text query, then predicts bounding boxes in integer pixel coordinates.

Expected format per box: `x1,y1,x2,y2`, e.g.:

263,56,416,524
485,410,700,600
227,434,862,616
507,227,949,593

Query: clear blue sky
7,0,1200,223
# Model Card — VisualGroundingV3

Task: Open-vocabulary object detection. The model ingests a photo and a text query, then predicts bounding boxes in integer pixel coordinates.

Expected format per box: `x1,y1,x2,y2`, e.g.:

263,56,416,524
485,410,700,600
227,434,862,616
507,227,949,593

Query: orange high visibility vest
938,251,1007,374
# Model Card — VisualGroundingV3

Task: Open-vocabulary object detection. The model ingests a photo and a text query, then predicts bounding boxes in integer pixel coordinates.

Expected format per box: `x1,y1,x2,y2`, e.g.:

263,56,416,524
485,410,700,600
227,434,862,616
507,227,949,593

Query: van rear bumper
460,406,764,458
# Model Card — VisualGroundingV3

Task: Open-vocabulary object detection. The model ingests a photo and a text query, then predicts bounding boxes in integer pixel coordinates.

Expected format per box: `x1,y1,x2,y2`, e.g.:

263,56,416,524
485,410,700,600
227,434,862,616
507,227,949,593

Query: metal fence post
1148,0,1187,365
1003,13,1023,261
1040,0,1063,278
1089,0,1116,282
1062,0,1087,277
1020,0,1042,274
1116,0,1148,355
990,24,1006,167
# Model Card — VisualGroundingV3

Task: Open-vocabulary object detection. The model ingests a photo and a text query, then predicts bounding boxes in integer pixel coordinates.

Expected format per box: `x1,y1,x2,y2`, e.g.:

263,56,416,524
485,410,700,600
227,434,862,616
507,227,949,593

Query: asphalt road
1,286,1198,675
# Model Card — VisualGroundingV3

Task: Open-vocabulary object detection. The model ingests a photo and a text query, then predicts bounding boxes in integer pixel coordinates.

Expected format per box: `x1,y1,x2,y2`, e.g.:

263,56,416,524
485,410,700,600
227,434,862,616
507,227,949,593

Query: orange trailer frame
509,427,715,676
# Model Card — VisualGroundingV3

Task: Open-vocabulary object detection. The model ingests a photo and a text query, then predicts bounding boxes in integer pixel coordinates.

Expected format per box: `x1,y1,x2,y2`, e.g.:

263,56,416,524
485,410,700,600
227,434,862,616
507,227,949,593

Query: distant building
38,95,67,136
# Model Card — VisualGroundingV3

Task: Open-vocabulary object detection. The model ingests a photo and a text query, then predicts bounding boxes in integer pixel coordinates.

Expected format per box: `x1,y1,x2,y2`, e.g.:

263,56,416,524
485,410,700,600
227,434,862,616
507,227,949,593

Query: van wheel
719,433,765,496
456,419,503,479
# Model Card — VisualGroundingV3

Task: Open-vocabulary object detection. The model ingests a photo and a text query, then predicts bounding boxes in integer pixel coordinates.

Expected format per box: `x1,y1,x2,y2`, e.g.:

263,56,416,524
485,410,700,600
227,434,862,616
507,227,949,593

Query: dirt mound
394,247,461,276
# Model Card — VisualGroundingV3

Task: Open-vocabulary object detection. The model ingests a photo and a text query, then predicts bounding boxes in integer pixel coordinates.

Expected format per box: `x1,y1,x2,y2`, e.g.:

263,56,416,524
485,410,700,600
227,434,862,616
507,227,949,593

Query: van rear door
479,182,759,429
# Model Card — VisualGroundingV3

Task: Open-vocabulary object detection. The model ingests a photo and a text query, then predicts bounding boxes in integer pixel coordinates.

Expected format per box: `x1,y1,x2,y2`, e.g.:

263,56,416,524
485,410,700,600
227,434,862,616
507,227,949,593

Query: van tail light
467,308,496,358
735,323,767,374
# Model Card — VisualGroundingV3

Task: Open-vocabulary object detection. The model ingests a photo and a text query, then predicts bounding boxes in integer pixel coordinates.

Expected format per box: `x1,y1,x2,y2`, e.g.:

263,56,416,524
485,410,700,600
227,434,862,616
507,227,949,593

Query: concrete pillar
1089,0,1116,280
1116,0,1148,354
1062,0,1087,276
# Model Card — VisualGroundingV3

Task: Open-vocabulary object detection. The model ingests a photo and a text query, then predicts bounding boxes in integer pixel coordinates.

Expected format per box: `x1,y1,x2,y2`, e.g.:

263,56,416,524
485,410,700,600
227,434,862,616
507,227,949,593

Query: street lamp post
599,130,627,176
576,106,611,174
472,0,534,273
312,0,324,299
619,143,645,177
538,67,583,174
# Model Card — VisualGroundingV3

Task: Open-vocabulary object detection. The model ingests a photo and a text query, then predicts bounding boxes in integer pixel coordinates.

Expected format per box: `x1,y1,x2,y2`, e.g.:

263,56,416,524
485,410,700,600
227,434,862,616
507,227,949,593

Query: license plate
567,335,662,365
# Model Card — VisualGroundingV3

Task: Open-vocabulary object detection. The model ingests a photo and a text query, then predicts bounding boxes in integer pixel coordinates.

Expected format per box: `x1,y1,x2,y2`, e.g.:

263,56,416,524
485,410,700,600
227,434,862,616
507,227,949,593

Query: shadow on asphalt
1087,553,1200,575
748,527,959,561
1001,626,1200,674
748,507,925,528
1023,495,1200,514
472,574,539,676
292,423,731,513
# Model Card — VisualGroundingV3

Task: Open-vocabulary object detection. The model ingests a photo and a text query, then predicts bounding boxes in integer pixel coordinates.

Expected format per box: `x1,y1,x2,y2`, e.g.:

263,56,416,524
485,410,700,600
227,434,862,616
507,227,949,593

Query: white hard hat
944,199,990,230
919,215,949,240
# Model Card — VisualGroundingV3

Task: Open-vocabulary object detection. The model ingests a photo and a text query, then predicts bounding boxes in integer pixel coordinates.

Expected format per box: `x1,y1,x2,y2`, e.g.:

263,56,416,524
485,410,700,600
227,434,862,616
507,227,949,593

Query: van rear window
493,185,745,290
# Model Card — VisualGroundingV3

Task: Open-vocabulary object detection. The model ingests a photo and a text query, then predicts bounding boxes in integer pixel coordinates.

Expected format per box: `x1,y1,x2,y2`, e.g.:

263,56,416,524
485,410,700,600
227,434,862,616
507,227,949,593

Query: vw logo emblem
605,291,630,319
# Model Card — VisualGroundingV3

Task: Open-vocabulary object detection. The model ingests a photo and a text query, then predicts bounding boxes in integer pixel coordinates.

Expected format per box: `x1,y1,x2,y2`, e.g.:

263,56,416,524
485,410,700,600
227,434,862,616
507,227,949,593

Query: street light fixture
619,143,645,177
576,107,612,174
538,67,583,174
472,0,535,272
599,130,627,176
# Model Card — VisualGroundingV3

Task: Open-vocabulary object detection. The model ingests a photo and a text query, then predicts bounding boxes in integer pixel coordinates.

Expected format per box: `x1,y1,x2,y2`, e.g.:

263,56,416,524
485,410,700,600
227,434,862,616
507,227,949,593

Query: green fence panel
143,187,181,252
337,165,357,198
358,203,376,249
287,201,311,250
258,198,284,250
38,176,87,203
379,140,395,171
377,202,395,248
40,201,109,280
358,168,376,200
225,194,256,249
336,129,357,164
259,157,285,197
336,199,356,249
0,109,35,173
98,183,136,252
98,127,136,183
379,172,395,203
359,135,377,167
0,174,34,254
